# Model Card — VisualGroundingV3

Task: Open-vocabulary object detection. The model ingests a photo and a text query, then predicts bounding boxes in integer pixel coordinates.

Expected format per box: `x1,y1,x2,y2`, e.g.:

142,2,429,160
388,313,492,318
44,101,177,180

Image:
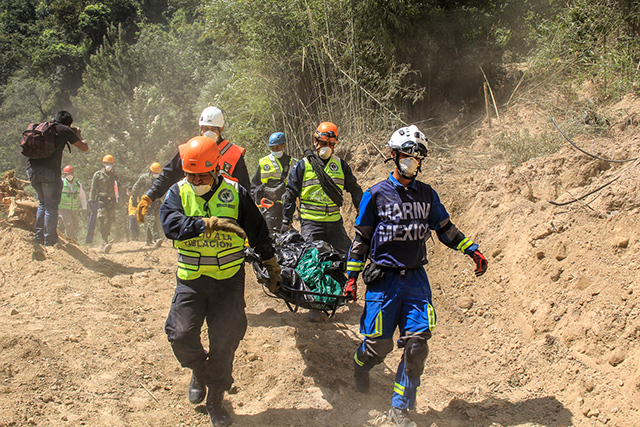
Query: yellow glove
202,216,247,239
262,256,282,292
136,195,152,223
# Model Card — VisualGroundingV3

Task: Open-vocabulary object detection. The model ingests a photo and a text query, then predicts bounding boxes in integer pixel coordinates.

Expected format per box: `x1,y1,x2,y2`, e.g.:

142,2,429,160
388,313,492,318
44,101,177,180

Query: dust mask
152,173,160,179
317,146,332,160
398,157,419,178
204,130,221,142
192,183,212,196
104,164,114,172
271,150,284,159
66,175,74,182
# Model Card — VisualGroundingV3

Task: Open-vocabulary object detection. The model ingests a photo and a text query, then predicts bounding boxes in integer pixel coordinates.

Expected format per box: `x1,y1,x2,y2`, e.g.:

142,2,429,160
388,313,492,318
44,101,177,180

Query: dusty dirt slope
1,96,640,427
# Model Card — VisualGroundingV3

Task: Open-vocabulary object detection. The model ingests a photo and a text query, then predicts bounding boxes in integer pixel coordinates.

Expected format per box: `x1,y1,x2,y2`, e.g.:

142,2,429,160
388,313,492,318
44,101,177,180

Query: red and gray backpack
20,121,59,159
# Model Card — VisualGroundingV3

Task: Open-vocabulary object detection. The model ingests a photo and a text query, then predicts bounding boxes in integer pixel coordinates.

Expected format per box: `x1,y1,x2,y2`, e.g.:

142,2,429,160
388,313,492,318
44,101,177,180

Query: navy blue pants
300,217,351,260
164,268,247,392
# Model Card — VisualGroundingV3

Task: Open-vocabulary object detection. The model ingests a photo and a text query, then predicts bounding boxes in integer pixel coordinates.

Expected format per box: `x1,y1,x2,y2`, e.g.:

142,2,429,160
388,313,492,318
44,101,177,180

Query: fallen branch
548,175,621,206
552,118,639,163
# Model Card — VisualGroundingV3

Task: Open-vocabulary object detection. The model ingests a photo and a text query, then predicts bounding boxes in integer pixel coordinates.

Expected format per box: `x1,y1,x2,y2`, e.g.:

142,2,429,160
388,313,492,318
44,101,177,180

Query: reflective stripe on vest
259,154,296,184
60,178,80,211
174,177,246,280
299,156,344,222
218,140,246,181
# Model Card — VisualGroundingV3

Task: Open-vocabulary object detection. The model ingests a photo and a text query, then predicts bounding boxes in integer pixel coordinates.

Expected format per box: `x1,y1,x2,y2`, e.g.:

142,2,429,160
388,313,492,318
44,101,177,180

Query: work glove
201,216,247,239
279,219,291,234
344,277,358,302
469,249,488,277
262,256,282,292
136,195,152,223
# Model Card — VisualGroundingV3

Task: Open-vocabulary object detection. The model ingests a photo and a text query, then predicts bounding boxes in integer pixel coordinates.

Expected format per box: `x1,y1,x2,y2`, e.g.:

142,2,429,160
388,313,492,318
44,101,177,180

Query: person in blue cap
250,132,297,234
345,125,488,427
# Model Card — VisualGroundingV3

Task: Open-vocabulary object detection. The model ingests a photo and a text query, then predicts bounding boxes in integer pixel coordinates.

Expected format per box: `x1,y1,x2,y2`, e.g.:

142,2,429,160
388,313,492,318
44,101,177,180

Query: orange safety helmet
314,121,339,143
63,165,74,174
150,162,162,173
179,136,221,174
102,154,115,163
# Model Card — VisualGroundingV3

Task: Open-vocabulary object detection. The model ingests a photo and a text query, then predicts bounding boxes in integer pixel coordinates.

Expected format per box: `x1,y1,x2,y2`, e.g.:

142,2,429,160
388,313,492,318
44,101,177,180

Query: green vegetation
0,0,638,180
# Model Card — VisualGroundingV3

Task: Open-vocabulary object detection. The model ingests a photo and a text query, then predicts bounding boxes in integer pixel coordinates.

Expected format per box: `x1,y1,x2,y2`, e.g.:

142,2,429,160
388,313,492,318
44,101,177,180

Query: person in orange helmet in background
136,106,251,224
281,121,363,322
87,154,119,252
132,162,164,246
160,136,280,427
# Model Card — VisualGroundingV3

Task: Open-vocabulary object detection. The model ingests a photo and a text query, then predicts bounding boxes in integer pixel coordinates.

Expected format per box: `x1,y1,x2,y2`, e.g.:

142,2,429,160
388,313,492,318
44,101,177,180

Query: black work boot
206,391,231,426
388,406,417,427
188,370,206,404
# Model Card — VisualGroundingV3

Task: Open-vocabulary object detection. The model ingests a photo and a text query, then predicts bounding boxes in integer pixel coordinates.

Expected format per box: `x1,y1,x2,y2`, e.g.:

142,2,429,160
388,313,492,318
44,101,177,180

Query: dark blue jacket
349,173,477,269
160,175,275,261
282,153,363,221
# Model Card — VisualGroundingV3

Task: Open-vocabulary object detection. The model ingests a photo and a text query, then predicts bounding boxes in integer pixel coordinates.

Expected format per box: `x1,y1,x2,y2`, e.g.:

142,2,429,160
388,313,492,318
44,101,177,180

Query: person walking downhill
345,125,488,427
160,136,281,427
132,162,163,246
281,121,363,322
250,132,297,234
26,110,88,246
58,165,87,240
126,186,140,242
87,154,119,252
136,106,251,224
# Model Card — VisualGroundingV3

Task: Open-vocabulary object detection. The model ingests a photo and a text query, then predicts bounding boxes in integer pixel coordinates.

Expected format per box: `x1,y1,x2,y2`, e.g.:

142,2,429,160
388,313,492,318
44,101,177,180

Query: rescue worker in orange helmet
136,107,250,224
160,135,281,427
281,121,363,321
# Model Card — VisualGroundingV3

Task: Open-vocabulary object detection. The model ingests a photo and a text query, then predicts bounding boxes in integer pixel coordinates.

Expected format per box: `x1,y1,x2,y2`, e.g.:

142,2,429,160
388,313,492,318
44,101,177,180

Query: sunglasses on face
315,131,337,143
398,140,428,158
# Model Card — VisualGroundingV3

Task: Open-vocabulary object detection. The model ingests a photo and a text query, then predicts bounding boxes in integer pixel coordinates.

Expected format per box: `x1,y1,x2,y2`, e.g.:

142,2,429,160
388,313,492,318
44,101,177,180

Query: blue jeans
27,168,63,246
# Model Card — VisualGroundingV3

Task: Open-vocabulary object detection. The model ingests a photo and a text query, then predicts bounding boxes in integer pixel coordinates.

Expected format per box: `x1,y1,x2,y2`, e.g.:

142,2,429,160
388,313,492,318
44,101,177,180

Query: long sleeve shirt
349,173,478,269
159,175,275,261
282,153,363,221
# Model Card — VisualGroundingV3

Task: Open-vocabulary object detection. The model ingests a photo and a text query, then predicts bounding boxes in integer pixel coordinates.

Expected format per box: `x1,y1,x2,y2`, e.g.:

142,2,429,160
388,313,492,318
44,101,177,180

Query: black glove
470,250,488,277
280,219,291,234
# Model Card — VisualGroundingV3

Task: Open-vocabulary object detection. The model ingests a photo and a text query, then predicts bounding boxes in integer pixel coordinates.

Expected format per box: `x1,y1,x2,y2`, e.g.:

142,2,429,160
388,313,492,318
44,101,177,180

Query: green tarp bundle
295,247,342,303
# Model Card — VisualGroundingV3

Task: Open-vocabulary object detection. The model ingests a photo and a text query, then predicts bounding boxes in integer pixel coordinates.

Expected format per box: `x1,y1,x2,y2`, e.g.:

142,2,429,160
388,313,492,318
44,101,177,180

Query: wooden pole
484,82,491,128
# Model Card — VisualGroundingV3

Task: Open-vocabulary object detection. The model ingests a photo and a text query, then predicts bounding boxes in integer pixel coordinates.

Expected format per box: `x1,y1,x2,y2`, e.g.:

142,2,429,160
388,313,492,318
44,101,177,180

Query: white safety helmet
198,106,225,128
387,125,428,157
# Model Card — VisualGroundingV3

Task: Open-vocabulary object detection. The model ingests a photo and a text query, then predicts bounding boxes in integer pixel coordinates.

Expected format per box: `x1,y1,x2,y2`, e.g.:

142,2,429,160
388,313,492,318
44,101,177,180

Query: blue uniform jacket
159,175,275,261
349,173,477,269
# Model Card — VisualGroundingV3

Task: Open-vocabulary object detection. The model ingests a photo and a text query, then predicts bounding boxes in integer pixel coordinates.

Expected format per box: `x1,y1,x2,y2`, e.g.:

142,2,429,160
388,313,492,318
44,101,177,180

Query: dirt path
2,97,640,427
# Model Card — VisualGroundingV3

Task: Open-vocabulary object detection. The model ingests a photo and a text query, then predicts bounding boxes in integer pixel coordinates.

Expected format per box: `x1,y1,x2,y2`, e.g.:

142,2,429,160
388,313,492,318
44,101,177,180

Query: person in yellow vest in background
281,121,363,322
87,154,119,252
132,162,164,246
136,106,251,224
58,165,87,240
126,186,140,242
160,136,281,427
250,132,297,234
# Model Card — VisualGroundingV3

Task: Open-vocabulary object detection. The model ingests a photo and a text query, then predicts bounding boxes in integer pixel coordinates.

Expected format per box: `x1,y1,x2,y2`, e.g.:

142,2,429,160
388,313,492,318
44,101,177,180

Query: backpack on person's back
20,121,60,159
